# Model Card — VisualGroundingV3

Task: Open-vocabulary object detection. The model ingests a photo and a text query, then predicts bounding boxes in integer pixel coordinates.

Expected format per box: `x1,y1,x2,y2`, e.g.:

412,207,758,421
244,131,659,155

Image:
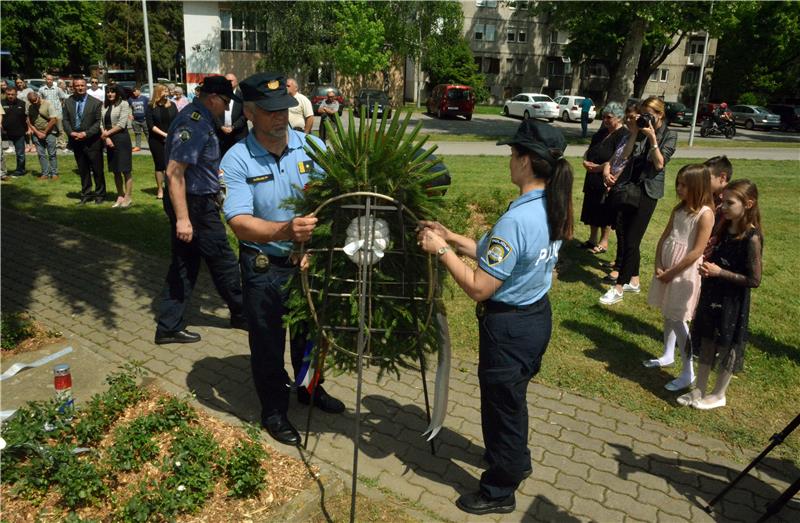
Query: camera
637,113,655,128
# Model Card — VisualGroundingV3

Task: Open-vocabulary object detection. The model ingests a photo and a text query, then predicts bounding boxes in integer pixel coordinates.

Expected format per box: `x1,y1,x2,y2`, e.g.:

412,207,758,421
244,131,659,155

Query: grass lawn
2,153,798,463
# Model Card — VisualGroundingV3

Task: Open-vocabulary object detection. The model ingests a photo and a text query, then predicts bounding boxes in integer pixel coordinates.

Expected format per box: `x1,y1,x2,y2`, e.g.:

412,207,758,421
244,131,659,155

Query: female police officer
417,120,573,515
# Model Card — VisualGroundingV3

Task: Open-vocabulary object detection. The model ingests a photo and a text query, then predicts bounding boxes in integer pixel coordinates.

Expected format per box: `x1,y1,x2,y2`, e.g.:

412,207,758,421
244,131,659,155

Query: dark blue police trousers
239,247,307,419
156,193,243,333
477,295,551,500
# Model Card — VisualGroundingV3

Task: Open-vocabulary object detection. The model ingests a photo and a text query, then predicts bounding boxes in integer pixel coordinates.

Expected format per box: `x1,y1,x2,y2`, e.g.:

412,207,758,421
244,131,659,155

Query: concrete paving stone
625,470,671,494
533,396,576,417
532,433,573,460
601,404,645,427
570,497,625,523
589,428,634,450
585,469,634,497
529,463,559,485
520,479,575,515
530,419,562,439
549,413,591,435
655,509,692,523
555,472,606,503
170,356,196,375
377,469,426,503
719,498,764,523
641,420,686,441
617,421,660,445
542,451,589,479
682,431,732,456
416,491,466,522
690,503,721,522
648,461,700,490
559,391,604,413
571,447,619,475
573,407,617,432
529,382,562,401
604,490,658,522
660,435,708,461
559,429,606,455
631,439,679,464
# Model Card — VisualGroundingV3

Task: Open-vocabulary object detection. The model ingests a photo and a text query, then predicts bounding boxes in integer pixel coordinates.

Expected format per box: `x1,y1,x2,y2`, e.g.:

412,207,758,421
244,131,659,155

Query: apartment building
462,0,717,104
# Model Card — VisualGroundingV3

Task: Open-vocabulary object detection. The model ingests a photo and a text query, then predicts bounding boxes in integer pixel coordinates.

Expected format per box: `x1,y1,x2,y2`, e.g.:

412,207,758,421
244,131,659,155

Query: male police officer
221,72,345,446
154,75,246,345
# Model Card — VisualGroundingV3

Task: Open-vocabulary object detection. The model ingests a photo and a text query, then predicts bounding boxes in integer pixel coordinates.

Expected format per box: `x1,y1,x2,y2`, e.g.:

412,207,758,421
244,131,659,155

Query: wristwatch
436,246,451,257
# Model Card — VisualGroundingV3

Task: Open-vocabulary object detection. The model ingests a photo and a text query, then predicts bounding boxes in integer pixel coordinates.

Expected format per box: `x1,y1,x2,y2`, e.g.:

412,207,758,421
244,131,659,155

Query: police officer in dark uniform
154,75,246,344
418,120,574,515
221,72,345,446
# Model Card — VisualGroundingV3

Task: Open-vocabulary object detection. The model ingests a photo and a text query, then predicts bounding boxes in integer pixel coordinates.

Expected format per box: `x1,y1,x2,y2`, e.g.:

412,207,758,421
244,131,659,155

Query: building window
474,23,496,42
220,10,268,52
508,1,529,10
683,68,700,85
515,59,524,75
507,27,526,43
549,30,568,45
518,30,526,43
689,40,705,55
475,0,498,7
484,57,500,74
649,68,669,82
507,29,516,43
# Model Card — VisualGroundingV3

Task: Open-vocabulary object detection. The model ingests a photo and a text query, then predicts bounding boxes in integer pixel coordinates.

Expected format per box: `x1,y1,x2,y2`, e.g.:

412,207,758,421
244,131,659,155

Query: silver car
502,93,558,121
730,105,781,130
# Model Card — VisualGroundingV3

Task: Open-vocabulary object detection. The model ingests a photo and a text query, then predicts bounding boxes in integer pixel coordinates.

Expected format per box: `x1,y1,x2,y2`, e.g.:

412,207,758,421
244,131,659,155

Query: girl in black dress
679,180,763,410
145,84,178,199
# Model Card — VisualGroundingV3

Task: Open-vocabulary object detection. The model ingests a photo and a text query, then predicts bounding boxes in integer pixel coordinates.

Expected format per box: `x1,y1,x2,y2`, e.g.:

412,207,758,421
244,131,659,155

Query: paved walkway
2,209,798,522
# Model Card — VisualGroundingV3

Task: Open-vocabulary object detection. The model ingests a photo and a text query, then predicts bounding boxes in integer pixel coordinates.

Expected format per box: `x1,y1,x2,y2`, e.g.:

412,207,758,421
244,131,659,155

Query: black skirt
149,135,167,171
107,131,132,174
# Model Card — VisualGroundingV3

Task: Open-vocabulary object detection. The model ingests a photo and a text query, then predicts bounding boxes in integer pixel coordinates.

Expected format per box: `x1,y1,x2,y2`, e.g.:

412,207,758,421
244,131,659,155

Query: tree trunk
606,16,648,104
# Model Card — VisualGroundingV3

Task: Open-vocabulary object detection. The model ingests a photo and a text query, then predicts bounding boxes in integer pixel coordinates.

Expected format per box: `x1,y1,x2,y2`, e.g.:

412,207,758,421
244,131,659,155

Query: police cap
199,75,241,102
497,120,567,168
239,72,298,111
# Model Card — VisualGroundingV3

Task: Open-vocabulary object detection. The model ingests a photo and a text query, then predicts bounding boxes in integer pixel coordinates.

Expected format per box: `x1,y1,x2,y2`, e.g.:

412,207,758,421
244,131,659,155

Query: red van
426,84,475,121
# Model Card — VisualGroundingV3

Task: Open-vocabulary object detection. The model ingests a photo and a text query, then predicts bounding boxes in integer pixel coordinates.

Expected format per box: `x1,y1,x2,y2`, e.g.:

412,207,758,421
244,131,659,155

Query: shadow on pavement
610,443,800,522
521,496,583,522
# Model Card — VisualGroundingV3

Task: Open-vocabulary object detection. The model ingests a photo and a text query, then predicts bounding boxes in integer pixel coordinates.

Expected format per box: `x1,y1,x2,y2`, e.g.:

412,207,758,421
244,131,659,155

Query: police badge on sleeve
486,237,512,266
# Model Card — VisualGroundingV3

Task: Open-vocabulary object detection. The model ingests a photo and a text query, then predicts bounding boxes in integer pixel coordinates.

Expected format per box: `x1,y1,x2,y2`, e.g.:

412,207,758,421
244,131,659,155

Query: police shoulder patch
486,236,512,266
190,111,202,121
179,129,192,142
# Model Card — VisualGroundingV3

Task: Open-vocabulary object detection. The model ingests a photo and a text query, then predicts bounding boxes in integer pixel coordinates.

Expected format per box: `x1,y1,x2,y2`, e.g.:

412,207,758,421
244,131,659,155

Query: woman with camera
599,96,677,305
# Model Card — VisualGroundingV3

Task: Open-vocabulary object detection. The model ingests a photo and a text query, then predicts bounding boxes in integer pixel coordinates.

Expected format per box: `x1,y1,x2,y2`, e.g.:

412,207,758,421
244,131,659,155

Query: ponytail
545,158,574,241
517,144,574,241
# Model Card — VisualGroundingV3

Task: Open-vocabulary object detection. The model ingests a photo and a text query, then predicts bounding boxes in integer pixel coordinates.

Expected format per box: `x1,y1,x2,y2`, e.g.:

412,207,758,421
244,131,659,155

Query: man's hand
221,126,233,134
288,215,318,243
176,218,193,243
417,220,452,243
35,130,46,140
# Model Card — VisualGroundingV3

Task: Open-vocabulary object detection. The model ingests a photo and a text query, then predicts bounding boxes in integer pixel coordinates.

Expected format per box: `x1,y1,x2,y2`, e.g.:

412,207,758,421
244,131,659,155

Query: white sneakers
599,288,623,305
622,283,640,293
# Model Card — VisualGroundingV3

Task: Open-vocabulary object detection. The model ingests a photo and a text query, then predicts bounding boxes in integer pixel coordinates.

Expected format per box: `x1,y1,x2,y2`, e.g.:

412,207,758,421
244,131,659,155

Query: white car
555,95,596,123
502,93,558,121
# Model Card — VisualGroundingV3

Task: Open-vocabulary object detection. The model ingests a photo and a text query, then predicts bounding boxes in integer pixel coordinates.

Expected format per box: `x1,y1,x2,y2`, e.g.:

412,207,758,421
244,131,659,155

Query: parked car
765,104,800,132
729,105,781,130
24,78,46,92
664,101,693,127
554,95,595,123
502,93,558,121
353,89,391,118
310,86,345,116
426,84,475,120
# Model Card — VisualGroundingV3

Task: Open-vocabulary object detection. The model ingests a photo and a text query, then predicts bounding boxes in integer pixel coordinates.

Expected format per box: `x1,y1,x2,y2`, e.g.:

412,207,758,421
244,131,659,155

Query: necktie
75,97,85,129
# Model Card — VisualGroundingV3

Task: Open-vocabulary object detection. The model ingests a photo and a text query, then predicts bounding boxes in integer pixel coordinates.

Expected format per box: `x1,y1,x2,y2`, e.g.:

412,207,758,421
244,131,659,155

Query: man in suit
216,73,248,157
63,77,105,204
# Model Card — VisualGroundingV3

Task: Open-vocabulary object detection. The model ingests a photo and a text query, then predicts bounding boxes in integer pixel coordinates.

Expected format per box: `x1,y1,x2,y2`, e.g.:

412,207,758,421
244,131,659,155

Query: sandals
591,245,608,254
579,240,597,249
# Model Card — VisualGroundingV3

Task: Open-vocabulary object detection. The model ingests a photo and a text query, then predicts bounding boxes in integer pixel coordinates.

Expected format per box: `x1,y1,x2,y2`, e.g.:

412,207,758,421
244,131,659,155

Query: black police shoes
262,412,300,445
78,195,92,205
455,492,516,515
229,314,248,331
154,329,201,345
297,385,345,414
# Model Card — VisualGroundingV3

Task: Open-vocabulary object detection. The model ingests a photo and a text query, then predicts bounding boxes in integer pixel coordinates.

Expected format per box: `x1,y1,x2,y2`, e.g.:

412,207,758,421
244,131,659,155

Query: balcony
548,43,565,57
687,54,715,67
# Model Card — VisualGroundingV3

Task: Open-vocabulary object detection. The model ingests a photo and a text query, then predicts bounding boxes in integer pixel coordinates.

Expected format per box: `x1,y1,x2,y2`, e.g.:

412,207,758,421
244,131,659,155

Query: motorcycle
700,118,736,139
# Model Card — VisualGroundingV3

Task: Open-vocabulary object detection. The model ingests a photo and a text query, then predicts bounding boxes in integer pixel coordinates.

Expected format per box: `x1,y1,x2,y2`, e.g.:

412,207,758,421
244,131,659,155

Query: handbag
607,181,641,209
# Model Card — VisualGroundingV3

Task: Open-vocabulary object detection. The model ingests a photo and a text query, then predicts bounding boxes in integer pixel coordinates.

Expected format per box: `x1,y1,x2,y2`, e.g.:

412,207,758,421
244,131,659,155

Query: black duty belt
478,296,546,316
239,244,295,268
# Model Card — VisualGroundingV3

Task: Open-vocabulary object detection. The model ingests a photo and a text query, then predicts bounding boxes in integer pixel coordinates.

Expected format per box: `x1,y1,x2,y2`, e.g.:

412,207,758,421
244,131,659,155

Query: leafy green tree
423,38,488,102
332,1,391,78
1,0,104,76
102,0,184,81
536,1,741,103
711,1,800,103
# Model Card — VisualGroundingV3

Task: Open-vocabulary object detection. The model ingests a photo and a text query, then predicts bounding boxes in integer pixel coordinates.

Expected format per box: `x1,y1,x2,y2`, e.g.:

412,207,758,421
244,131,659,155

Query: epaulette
190,111,202,121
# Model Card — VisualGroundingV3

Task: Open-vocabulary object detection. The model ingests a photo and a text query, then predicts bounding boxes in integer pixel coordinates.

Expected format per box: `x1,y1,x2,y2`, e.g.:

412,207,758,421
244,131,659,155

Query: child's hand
699,261,721,278
657,269,674,283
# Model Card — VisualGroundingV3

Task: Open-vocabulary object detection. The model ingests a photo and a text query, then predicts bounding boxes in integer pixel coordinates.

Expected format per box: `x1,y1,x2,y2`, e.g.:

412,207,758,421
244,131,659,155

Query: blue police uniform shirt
477,189,561,306
164,99,221,195
221,129,325,257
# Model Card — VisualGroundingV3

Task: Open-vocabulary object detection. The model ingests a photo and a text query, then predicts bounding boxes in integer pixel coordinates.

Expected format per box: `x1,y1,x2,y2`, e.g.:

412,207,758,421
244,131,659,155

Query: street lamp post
142,0,154,96
688,1,713,148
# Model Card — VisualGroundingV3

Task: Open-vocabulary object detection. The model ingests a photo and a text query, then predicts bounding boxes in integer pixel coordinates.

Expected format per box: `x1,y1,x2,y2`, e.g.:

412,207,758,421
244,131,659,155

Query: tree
332,1,391,79
536,1,741,103
102,1,184,81
423,38,488,101
711,1,800,103
1,1,104,76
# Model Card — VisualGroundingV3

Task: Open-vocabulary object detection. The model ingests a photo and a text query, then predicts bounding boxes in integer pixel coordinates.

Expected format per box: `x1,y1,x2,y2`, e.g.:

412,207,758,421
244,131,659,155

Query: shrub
224,424,269,498
1,311,36,350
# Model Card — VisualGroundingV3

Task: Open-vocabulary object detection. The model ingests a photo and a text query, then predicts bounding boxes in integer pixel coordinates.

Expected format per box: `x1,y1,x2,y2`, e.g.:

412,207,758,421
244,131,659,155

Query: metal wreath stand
298,191,440,523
